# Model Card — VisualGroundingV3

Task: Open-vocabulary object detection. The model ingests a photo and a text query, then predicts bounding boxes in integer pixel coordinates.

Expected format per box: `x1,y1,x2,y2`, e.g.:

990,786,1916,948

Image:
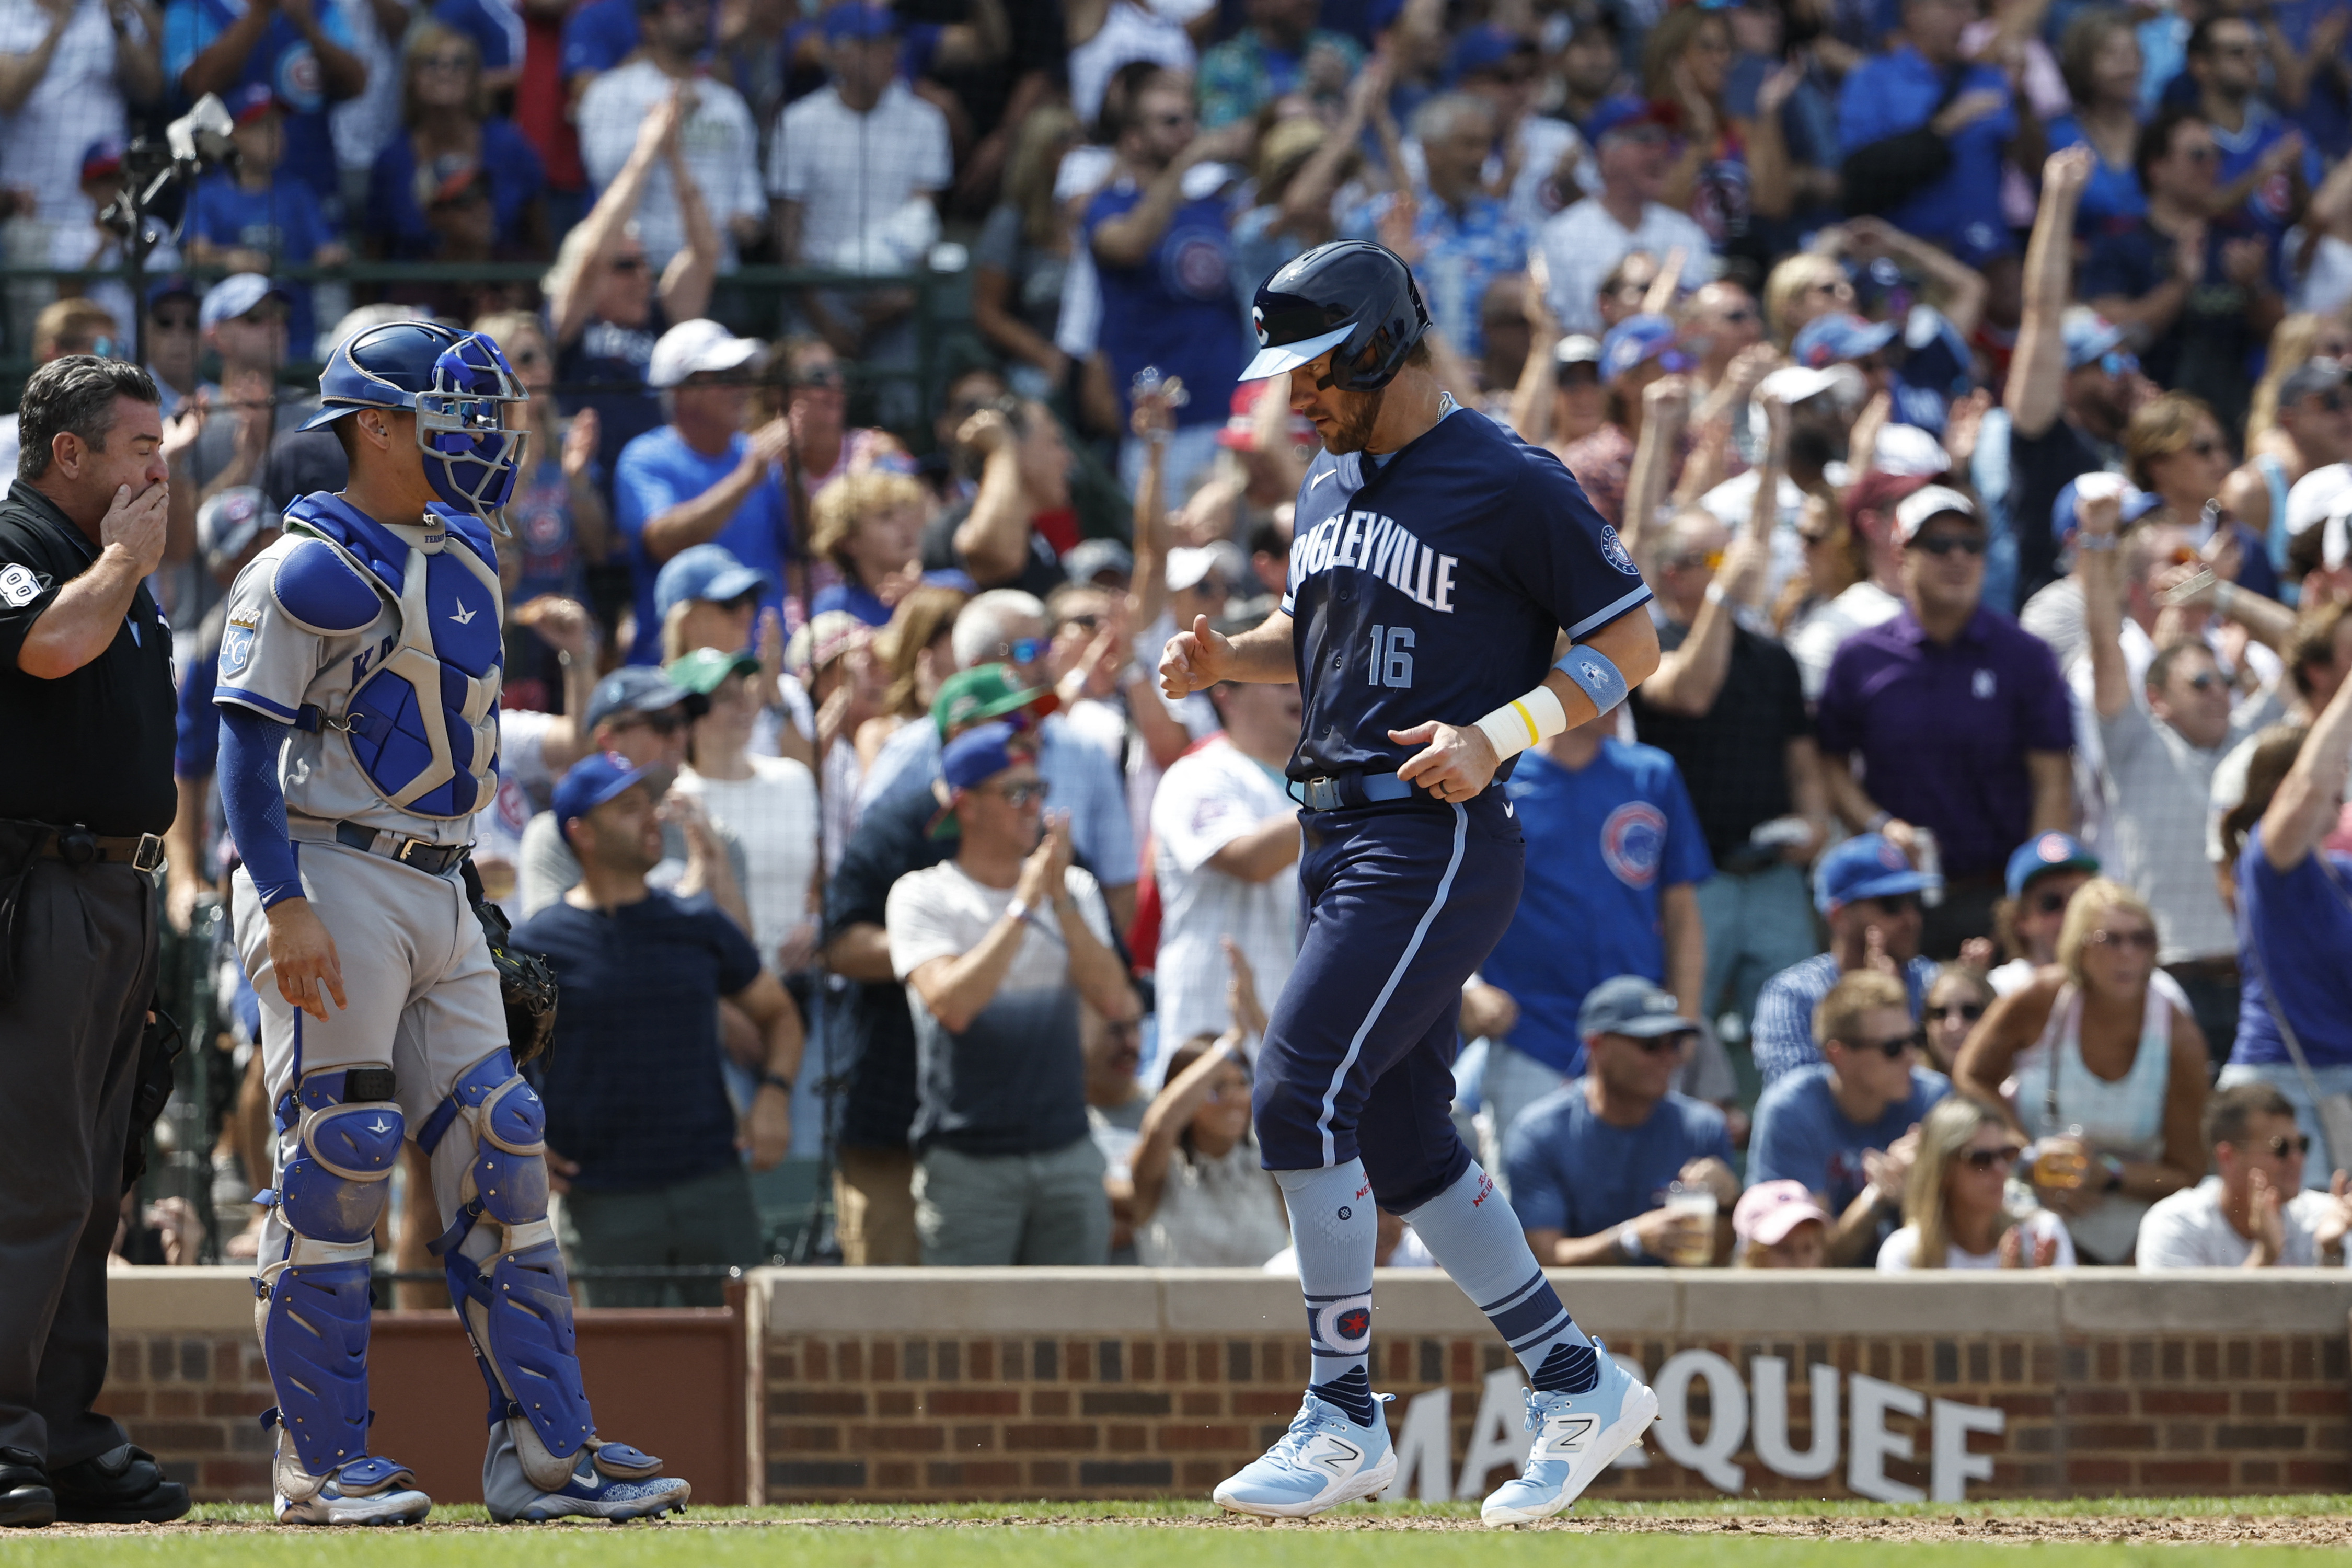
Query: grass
4,1498,2352,1568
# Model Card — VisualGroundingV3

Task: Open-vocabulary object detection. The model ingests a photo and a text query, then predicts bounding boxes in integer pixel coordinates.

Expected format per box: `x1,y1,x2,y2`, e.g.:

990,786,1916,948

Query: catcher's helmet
1241,240,1429,391
301,320,531,514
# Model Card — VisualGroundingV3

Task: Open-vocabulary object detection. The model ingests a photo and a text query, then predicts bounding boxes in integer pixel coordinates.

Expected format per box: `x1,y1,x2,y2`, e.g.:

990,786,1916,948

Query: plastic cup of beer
1663,1182,1717,1266
2033,1126,2091,1191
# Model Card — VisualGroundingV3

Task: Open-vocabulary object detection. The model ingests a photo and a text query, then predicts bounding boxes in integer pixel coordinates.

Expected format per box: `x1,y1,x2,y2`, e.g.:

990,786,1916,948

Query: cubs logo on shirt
1600,801,1667,889
1599,526,1639,576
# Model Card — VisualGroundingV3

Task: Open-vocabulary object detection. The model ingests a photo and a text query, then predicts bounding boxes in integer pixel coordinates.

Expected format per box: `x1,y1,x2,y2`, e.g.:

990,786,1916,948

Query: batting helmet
1241,240,1429,391
300,320,531,514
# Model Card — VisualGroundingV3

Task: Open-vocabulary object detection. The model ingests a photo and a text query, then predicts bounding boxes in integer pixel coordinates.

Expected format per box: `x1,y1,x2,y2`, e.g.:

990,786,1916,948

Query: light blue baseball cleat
1480,1345,1659,1527
1212,1390,1398,1518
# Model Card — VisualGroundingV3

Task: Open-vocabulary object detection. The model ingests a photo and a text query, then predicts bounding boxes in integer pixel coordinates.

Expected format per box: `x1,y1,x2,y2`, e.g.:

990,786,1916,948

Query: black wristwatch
758,1071,794,1098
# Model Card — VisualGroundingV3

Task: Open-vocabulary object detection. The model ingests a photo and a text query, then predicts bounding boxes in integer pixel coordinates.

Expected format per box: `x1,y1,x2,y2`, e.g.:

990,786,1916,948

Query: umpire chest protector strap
277,493,504,820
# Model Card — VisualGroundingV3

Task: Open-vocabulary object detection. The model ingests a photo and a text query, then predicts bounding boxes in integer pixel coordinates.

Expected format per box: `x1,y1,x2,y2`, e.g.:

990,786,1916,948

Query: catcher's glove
464,860,558,1067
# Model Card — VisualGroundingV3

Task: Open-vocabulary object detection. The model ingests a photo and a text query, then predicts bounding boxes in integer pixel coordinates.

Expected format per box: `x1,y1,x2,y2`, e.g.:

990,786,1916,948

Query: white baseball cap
1894,485,1980,540
199,272,288,331
1873,423,1952,479
1167,541,1247,594
647,318,764,389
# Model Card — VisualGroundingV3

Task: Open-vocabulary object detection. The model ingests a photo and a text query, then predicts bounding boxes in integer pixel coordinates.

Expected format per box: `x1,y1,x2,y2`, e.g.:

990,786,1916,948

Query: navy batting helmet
301,320,531,514
1242,240,1429,391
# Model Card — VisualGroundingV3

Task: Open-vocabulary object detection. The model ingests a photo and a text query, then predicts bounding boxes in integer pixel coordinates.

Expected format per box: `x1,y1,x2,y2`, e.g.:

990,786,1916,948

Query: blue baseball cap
2061,306,2129,373
1813,833,1935,915
1447,24,1535,82
931,720,1036,839
583,665,693,731
821,2,897,41
1577,975,1693,1041
552,751,649,829
2051,474,2161,550
226,82,282,123
2004,832,2100,900
1598,314,1686,382
1584,95,1677,143
1792,312,1899,370
653,543,773,621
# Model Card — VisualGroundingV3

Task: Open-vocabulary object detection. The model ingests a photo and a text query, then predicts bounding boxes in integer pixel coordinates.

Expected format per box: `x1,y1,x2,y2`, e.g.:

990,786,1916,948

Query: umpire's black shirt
0,480,175,833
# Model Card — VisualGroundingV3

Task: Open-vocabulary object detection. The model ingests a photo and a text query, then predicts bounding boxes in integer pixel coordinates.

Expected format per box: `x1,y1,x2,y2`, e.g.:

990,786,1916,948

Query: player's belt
1287,770,1419,811
332,821,472,876
33,829,165,871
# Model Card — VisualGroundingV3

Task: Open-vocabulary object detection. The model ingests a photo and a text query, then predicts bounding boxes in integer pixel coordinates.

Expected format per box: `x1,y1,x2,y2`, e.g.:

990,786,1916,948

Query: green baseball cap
664,647,762,697
930,662,1056,737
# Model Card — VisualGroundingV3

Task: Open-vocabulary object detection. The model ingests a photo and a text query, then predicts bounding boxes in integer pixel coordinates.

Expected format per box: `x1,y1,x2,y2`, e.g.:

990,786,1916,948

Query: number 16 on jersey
1368,625,1415,689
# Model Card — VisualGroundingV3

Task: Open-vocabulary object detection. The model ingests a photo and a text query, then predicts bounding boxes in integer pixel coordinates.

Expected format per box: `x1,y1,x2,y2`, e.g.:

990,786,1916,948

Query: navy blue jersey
1278,406,1652,782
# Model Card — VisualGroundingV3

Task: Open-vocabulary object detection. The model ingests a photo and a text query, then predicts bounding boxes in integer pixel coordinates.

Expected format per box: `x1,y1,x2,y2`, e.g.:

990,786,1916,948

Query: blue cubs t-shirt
1503,1083,1733,1252
513,889,761,1192
183,174,332,349
613,424,792,664
1083,182,1243,430
1279,405,1653,782
1750,1062,1951,1218
2232,826,2352,1068
164,0,354,202
1837,48,2013,263
1482,739,1713,1074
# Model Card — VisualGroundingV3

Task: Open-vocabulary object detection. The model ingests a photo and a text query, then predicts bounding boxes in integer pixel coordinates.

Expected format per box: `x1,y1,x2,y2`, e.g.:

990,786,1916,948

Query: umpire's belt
34,828,164,871
331,821,471,876
1287,770,1419,811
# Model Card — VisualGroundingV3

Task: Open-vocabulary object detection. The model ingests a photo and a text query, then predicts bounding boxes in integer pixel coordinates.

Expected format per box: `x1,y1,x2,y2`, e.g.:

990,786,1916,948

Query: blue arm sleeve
220,706,304,908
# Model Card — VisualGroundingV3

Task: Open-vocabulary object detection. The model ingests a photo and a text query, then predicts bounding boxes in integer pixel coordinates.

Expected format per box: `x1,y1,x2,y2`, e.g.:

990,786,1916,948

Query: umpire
0,356,189,1527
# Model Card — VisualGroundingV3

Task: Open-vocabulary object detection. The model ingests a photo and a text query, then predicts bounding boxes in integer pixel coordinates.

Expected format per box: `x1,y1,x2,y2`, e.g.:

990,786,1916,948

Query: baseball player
212,321,689,1525
1160,242,1665,1525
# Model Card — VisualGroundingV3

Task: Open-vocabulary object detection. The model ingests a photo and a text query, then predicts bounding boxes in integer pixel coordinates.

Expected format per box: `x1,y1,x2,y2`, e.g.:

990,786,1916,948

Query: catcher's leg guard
254,1066,432,1525
421,1050,688,1521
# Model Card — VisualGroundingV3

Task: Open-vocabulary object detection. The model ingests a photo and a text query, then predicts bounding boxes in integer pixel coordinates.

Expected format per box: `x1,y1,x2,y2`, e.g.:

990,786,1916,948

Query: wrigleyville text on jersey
1290,508,1462,613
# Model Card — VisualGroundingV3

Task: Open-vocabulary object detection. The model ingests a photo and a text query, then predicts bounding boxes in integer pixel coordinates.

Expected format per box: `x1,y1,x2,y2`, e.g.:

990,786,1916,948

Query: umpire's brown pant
0,859,156,1466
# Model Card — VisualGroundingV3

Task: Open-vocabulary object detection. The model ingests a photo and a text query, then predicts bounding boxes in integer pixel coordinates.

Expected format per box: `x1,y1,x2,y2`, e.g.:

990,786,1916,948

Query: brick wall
750,1270,2352,1504
97,1327,274,1501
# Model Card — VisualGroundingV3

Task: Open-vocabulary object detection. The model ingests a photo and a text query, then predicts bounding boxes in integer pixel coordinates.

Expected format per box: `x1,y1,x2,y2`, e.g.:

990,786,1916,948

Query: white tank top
2013,983,2174,1262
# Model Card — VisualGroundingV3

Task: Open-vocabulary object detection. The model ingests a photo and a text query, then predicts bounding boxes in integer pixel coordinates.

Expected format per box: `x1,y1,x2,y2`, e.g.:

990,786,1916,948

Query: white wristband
1473,683,1570,763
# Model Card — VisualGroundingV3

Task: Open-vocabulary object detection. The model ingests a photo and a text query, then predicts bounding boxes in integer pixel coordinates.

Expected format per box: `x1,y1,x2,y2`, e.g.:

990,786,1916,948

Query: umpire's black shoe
0,1447,54,1528
49,1445,189,1525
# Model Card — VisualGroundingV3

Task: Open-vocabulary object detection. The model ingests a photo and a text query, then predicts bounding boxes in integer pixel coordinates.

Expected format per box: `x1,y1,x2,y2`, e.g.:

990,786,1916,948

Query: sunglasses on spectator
794,367,846,390
1717,307,1756,326
2030,888,2072,915
1669,549,1725,572
984,780,1047,806
607,255,650,274
1962,1144,2024,1171
151,310,197,332
2088,927,2159,952
615,711,686,736
1803,278,1851,297
1556,364,1600,388
2310,390,2348,413
1150,111,1193,129
2247,1133,2313,1158
1628,1031,1694,1054
1928,1001,1985,1024
2094,352,2139,377
1059,612,1102,633
2180,670,2227,692
1912,533,1986,557
1844,1031,1921,1059
506,343,546,368
2177,437,2223,458
1863,893,1921,917
997,637,1046,665
417,53,472,72
1798,526,1838,547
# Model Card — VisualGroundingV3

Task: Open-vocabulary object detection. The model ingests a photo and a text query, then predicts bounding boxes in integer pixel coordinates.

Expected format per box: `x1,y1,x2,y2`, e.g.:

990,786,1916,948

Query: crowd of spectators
61,0,2352,1277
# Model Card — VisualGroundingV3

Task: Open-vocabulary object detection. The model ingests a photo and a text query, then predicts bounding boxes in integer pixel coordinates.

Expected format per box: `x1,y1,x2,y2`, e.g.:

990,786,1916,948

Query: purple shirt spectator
1816,605,2073,880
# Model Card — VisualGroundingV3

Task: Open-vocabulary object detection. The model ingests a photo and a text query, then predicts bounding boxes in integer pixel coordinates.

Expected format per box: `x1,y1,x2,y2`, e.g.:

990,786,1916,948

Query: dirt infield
27,1511,2352,1545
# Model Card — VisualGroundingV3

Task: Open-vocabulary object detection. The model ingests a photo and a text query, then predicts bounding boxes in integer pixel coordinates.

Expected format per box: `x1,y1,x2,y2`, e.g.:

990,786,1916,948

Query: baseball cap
1893,484,1980,540
1733,1181,1831,1249
821,2,898,42
647,318,764,389
1447,23,1536,82
1791,312,1900,370
1584,95,1677,143
79,139,125,183
2285,460,2352,538
1065,537,1134,585
552,750,650,829
663,646,761,696
198,486,275,572
1577,975,1692,1041
929,720,1032,838
653,543,773,620
785,610,868,679
2005,831,2100,900
584,665,693,731
1167,540,1247,595
226,82,282,123
1553,333,1600,368
146,275,199,313
1598,314,1685,383
1813,833,1934,915
2279,356,2347,408
2060,306,2128,373
930,663,1055,737
1872,423,1952,479
199,273,289,331
1754,362,1862,409
2051,472,2161,549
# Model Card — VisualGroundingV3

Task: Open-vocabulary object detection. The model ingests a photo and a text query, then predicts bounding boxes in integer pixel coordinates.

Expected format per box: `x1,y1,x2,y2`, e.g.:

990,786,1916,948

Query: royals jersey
213,493,503,847
1278,406,1651,782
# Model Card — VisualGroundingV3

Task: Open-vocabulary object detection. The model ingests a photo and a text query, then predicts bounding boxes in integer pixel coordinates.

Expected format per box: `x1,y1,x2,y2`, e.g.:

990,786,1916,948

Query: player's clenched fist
1159,613,1233,699
1390,718,1502,803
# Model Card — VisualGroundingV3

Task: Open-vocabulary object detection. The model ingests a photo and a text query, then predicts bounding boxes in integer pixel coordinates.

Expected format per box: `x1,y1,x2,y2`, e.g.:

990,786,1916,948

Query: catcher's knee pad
275,1066,403,1246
